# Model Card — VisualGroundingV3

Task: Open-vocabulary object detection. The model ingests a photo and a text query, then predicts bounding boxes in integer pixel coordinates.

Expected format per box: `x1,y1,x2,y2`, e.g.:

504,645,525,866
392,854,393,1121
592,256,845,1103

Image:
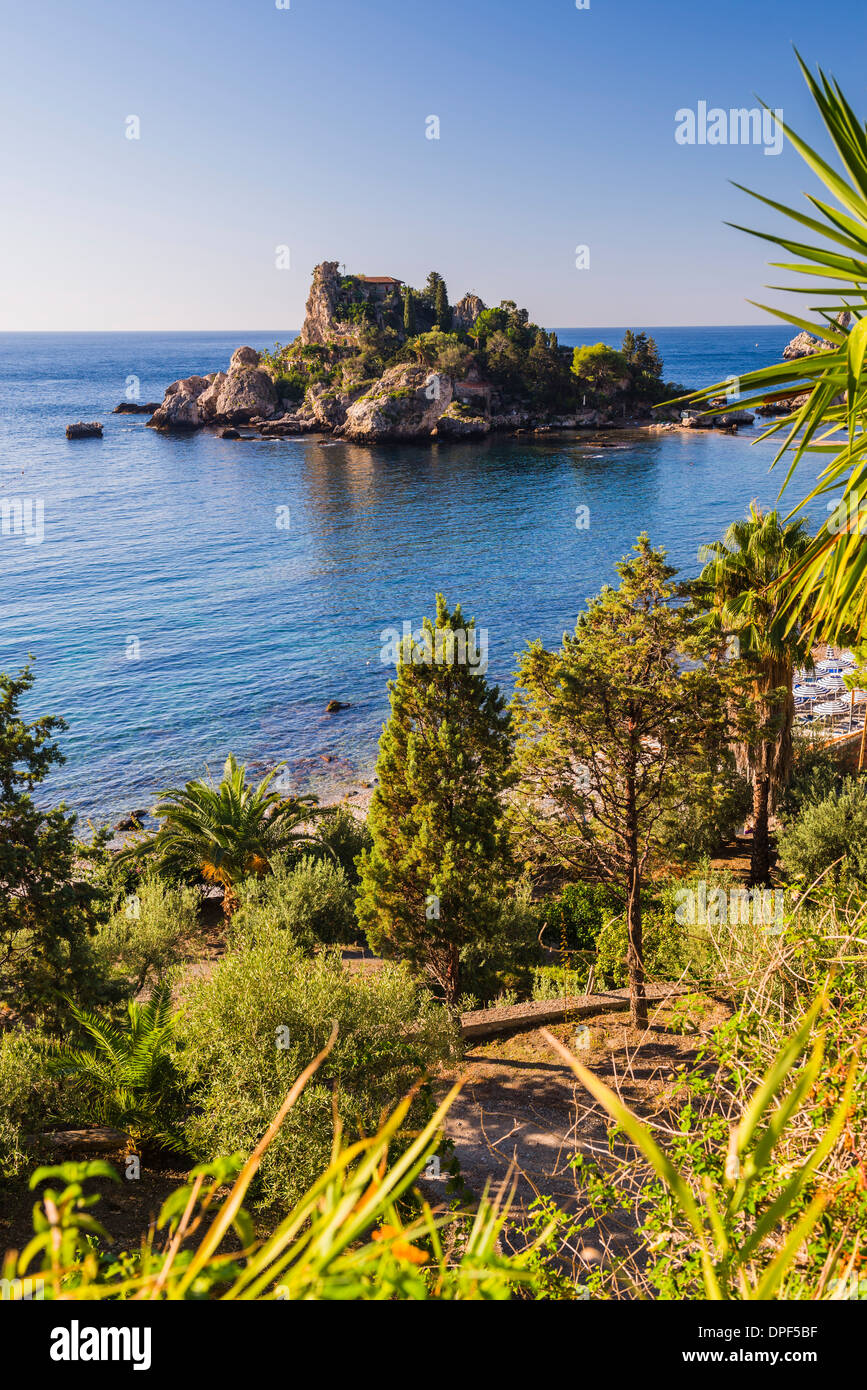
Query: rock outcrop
66,421,103,439
435,402,490,437
149,349,277,430
340,365,453,440
452,292,486,333
299,262,344,346
782,311,851,360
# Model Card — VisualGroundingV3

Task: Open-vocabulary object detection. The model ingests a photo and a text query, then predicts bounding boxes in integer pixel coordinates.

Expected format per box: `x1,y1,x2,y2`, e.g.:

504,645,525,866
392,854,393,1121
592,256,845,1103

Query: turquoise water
0,326,823,823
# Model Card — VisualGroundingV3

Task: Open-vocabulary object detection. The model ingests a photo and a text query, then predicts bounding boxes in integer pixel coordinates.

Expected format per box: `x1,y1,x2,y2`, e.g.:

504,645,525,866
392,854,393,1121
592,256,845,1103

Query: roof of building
358,275,403,285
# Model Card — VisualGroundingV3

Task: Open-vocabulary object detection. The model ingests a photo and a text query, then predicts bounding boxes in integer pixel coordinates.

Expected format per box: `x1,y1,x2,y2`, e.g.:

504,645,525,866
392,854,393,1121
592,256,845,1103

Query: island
144,262,732,441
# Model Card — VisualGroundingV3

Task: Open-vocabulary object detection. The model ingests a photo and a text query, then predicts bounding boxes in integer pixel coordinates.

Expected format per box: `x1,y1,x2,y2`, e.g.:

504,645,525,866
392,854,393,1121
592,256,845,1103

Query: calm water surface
0,326,824,822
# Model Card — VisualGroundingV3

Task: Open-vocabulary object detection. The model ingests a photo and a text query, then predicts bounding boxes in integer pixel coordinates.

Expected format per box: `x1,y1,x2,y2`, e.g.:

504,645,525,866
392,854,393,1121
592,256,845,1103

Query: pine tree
356,595,513,1010
403,287,416,337
512,539,731,1028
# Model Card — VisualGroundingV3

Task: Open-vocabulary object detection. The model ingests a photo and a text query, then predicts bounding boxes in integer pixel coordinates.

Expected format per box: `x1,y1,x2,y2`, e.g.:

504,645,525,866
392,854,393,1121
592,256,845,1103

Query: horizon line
0,321,780,335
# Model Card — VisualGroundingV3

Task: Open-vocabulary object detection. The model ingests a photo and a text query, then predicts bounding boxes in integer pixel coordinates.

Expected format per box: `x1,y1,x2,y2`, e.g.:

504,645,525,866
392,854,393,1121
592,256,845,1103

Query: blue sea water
0,326,825,823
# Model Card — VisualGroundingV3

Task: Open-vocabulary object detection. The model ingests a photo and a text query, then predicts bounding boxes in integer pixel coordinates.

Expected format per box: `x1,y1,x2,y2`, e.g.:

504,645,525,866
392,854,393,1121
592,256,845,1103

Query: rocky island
144,262,699,442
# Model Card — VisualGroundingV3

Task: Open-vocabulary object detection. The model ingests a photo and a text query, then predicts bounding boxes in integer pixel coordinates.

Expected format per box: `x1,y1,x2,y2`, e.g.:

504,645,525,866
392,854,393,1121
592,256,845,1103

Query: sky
0,0,864,331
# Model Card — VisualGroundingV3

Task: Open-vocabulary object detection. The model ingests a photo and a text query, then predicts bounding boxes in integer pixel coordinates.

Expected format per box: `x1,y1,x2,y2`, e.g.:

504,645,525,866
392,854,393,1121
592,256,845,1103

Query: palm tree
673,56,867,642
122,755,321,916
48,986,183,1153
696,504,814,885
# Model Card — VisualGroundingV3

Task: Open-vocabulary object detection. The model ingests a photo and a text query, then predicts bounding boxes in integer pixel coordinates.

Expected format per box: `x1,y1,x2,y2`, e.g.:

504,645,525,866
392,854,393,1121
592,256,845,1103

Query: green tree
512,538,730,1028
622,329,663,379
402,286,416,337
121,755,321,917
356,595,513,1009
571,342,631,394
696,504,814,885
675,57,867,641
0,665,99,1017
434,277,451,332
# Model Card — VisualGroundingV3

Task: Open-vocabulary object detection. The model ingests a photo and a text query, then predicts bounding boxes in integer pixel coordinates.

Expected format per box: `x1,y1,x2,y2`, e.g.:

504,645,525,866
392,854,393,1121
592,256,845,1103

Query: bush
0,1028,49,1179
233,853,356,949
778,737,847,820
93,876,199,994
531,964,589,1000
656,757,751,864
541,882,618,952
173,926,458,1210
316,805,372,886
595,902,689,988
459,883,542,1007
777,776,867,896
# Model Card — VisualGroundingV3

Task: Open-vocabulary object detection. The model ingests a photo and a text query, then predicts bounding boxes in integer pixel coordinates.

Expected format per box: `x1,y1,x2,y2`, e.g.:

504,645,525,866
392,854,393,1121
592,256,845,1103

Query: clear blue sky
0,0,863,330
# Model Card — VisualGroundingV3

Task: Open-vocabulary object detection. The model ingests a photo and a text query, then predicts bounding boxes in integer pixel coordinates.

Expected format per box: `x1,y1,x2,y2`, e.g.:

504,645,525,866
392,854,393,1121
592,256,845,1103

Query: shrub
233,853,356,949
542,882,618,952
173,926,458,1210
0,1029,46,1180
777,776,867,896
459,883,542,1007
595,903,689,989
316,805,372,886
93,876,199,994
531,964,589,1001
778,737,847,820
656,757,751,864
47,987,185,1154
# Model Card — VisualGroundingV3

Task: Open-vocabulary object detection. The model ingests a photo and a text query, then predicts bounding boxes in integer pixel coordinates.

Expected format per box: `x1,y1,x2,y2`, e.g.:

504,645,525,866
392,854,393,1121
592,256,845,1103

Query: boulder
198,372,227,422
215,348,278,423
148,376,211,430
113,402,161,414
306,384,355,429
341,365,453,440
326,699,350,712
219,427,241,439
65,421,103,439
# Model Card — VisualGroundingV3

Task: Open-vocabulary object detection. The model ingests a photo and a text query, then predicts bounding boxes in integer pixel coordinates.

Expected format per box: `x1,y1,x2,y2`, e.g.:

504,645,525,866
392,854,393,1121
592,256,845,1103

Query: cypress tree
434,278,451,332
356,595,513,1010
403,287,416,336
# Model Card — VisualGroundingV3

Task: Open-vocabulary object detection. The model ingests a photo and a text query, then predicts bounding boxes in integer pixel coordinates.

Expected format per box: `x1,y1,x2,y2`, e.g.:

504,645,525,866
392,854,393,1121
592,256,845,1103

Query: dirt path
438,994,728,1276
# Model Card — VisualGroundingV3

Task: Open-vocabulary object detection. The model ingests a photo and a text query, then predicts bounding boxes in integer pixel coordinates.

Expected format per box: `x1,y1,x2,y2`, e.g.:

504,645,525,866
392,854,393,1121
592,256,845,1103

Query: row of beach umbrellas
794,649,865,736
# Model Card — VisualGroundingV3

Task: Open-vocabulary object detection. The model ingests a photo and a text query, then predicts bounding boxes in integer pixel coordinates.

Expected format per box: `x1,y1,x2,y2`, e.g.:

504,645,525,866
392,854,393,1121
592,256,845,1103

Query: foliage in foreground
172,922,458,1210
2,1033,537,1301
677,55,867,643
546,990,860,1299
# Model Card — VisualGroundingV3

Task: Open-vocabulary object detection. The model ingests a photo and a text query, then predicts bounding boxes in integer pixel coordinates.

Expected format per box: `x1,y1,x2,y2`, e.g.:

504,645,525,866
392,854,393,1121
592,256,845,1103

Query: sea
0,325,828,825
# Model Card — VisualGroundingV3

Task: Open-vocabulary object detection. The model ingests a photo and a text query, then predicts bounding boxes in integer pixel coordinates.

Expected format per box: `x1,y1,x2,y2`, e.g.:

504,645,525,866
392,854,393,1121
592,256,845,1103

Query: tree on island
512,538,732,1028
356,595,513,1011
695,505,814,886
0,665,100,1018
622,329,664,381
434,277,451,332
403,286,416,337
571,342,632,395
